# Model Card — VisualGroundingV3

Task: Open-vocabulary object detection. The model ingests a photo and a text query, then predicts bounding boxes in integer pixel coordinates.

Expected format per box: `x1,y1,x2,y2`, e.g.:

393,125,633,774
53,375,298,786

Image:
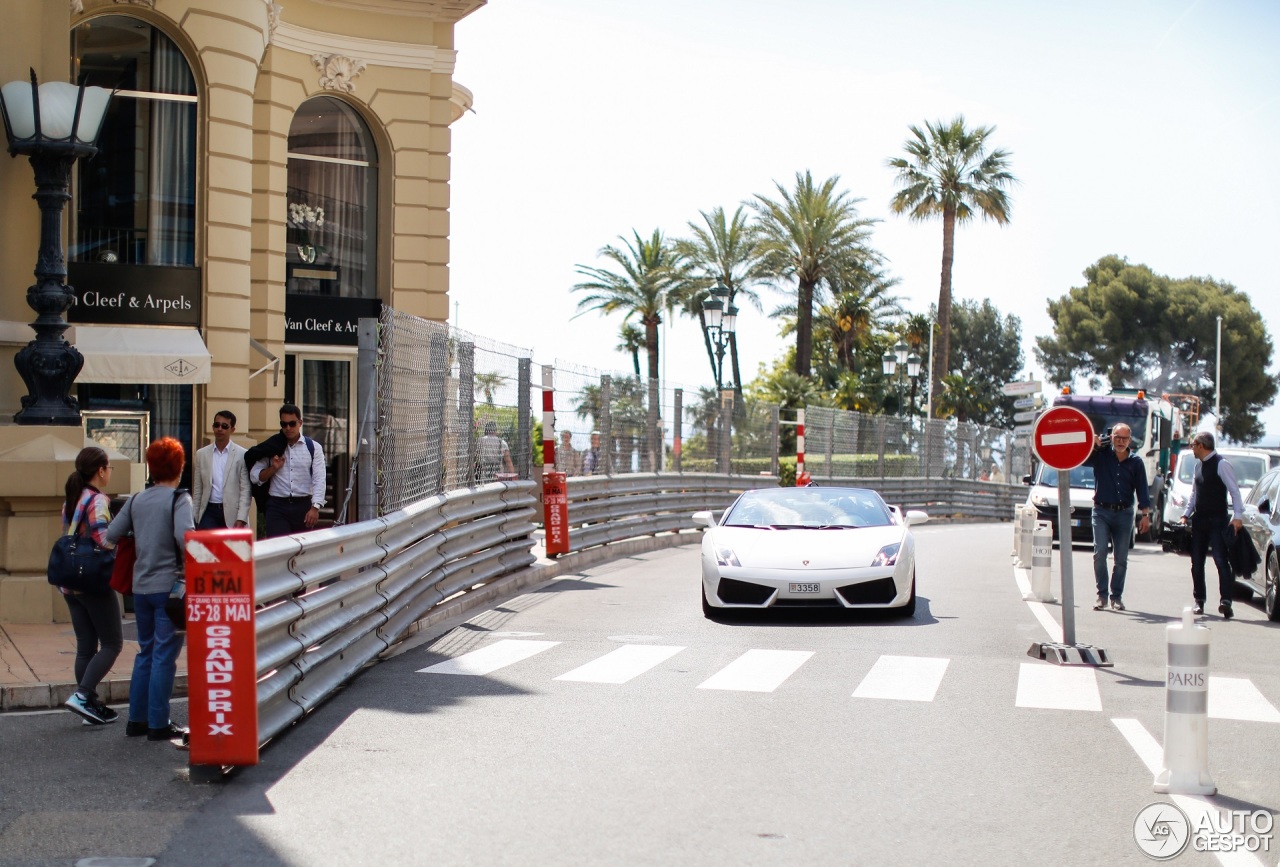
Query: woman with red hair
107,437,194,745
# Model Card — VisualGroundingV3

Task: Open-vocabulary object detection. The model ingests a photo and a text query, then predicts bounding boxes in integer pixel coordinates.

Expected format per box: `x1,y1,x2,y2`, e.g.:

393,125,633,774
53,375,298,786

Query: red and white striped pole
795,408,809,486
541,364,555,473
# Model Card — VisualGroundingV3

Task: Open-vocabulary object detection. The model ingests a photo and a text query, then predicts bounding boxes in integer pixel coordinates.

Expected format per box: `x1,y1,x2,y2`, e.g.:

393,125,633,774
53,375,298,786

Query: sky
447,0,1280,442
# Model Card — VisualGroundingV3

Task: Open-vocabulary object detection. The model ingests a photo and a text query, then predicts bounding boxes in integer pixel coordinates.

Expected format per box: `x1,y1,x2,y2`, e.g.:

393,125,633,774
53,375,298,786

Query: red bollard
543,471,569,556
185,528,259,772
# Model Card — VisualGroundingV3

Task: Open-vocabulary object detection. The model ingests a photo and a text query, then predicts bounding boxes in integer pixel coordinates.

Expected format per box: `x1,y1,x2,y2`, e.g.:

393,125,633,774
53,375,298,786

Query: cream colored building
0,0,481,621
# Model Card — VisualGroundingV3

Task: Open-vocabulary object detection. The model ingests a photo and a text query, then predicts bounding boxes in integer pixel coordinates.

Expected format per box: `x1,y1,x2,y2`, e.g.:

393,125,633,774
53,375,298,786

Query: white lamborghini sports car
693,486,928,618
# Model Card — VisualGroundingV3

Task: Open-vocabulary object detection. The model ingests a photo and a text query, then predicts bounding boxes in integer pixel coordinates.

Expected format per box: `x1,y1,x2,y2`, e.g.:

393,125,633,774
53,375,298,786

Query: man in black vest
1178,432,1245,618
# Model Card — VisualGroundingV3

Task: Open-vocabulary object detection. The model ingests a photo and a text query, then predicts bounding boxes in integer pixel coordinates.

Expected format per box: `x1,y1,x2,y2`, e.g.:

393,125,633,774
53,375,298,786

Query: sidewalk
0,618,187,712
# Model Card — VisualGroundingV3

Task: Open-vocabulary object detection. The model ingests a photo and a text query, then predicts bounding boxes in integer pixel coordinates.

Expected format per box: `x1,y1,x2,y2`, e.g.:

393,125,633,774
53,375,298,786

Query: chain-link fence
801,406,1031,484
373,307,532,514
365,307,1027,514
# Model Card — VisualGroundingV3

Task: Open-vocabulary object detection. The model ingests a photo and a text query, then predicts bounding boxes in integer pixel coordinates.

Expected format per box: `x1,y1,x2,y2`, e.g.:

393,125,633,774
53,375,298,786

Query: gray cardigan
106,485,195,596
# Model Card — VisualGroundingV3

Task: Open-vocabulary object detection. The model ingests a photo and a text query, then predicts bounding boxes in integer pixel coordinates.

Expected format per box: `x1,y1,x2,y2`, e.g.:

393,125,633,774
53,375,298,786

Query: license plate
1071,520,1082,527
789,583,820,593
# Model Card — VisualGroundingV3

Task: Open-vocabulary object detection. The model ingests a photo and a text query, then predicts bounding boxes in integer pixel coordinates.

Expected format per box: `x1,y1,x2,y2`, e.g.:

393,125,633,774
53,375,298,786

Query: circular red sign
1032,405,1095,470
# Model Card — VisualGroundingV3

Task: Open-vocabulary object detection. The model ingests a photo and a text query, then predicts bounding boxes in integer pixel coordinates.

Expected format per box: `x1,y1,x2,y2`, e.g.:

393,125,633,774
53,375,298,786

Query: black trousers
265,497,311,538
64,590,123,700
1189,515,1234,603
197,502,226,530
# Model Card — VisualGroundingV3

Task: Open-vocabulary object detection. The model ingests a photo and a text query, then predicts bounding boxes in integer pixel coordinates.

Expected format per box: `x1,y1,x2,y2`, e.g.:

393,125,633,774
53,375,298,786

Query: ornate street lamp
701,279,737,390
881,341,922,417
0,70,113,424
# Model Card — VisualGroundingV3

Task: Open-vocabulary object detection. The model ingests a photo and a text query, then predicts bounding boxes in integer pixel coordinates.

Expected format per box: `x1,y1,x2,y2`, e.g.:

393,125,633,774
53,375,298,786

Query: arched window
71,16,197,266
287,98,378,299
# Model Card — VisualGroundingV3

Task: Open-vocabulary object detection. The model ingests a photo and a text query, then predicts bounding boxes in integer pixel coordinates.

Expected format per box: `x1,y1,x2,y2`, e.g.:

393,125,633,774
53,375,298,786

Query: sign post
1028,406,1112,667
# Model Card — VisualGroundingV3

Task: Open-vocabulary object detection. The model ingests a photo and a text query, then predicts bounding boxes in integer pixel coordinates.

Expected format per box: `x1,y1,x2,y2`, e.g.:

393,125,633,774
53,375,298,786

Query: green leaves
1035,255,1277,441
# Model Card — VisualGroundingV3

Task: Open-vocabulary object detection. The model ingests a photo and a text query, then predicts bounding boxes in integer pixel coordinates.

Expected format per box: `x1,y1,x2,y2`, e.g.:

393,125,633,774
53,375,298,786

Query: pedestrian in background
247,404,326,538
477,420,514,482
59,446,122,726
106,437,194,745
192,410,251,529
583,430,603,475
557,429,582,475
1084,423,1151,612
1178,431,1245,619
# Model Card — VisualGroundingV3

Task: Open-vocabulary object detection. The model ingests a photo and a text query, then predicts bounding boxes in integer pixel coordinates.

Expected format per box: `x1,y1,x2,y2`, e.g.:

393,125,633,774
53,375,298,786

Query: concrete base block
0,575,70,624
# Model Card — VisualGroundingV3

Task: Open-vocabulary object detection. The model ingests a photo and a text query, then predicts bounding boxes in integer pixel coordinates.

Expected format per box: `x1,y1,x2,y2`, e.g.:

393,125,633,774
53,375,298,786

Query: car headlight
872,542,901,567
1031,494,1051,509
714,545,741,567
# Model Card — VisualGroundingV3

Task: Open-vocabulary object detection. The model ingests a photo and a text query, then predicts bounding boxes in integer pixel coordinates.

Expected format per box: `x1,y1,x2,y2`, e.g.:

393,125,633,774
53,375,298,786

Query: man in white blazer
193,410,251,529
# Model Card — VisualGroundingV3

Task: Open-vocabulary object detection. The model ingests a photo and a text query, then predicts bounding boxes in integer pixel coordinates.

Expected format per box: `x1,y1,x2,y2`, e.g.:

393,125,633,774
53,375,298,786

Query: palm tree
474,371,503,405
750,171,880,378
574,229,687,472
573,229,685,383
673,206,764,393
887,116,1016,417
616,323,644,377
819,269,902,374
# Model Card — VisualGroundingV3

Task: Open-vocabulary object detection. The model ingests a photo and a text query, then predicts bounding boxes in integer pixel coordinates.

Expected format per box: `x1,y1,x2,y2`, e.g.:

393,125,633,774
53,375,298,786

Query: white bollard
1018,506,1035,568
1154,607,1215,795
1027,521,1057,602
1012,505,1021,557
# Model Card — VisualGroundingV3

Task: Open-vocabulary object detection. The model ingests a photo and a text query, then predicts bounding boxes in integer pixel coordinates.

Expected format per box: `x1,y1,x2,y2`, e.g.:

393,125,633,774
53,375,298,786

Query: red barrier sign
543,471,569,556
1032,405,1095,470
185,528,259,767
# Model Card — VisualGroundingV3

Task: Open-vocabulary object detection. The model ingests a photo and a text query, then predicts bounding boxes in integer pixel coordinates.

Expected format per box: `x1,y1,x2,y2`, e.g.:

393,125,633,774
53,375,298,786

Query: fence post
457,340,475,490
719,389,734,474
600,375,612,475
425,330,448,494
673,387,683,474
770,404,779,477
647,376,660,473
877,415,886,477
356,319,378,521
517,357,532,479
825,414,835,480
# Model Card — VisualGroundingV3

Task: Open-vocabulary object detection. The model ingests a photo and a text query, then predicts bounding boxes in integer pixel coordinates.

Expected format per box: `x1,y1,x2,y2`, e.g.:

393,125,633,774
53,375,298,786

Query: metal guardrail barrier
243,471,1018,750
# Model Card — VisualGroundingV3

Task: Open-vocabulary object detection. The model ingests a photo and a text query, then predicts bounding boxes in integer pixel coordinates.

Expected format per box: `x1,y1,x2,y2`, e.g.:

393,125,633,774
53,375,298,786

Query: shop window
287,98,378,299
70,16,197,266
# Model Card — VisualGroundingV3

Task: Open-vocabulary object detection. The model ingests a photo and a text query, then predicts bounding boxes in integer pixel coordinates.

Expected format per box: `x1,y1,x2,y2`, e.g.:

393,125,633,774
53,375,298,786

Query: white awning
72,325,211,385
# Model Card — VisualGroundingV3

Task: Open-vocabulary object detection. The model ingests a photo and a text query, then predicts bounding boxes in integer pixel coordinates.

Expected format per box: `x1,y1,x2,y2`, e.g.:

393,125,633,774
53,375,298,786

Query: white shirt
209,443,229,504
251,436,326,507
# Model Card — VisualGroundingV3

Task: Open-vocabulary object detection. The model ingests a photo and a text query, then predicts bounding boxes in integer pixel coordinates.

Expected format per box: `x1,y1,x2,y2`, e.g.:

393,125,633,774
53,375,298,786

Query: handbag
109,536,136,595
109,497,136,595
47,496,115,594
165,579,187,629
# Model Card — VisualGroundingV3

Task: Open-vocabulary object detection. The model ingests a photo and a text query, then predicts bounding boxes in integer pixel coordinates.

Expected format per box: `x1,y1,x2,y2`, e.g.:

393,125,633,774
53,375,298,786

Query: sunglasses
212,422,231,430
281,420,300,428
1112,435,1130,442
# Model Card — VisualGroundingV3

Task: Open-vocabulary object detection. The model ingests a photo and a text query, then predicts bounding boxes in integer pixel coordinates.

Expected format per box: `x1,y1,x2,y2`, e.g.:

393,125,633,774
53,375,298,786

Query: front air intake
836,577,898,605
716,577,774,605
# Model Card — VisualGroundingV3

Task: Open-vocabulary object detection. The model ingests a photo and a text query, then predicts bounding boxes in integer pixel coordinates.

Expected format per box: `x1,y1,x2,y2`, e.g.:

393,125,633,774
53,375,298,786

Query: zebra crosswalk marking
555,645,686,684
417,639,559,676
1015,662,1101,711
853,655,950,702
696,649,814,693
1208,676,1280,722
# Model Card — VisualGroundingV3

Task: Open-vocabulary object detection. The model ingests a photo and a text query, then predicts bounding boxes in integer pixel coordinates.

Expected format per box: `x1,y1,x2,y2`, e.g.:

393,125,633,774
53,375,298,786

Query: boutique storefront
0,0,481,621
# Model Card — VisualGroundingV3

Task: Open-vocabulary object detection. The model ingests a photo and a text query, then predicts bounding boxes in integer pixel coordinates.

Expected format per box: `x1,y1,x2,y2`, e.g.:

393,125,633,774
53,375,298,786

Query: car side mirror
692,510,715,528
1260,498,1271,517
1022,474,1034,485
905,510,929,526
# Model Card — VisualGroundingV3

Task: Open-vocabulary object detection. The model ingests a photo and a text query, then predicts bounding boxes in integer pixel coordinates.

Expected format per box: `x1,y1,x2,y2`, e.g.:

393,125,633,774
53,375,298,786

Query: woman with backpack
58,446,123,726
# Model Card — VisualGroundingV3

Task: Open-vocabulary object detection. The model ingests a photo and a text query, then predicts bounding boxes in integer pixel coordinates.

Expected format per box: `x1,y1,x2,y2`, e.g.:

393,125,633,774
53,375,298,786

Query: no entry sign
1032,405,1095,470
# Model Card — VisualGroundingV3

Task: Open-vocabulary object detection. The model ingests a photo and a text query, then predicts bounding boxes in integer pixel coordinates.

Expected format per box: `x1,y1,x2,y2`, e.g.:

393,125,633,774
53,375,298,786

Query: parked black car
1236,466,1280,621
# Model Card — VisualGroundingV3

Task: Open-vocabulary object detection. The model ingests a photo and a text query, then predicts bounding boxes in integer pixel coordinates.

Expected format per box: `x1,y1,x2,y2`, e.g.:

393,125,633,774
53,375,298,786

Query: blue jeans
1092,506,1134,601
129,591,185,729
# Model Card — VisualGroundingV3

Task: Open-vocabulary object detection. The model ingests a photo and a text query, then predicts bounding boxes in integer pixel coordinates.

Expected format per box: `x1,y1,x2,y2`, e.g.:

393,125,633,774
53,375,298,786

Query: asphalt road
2,524,1278,866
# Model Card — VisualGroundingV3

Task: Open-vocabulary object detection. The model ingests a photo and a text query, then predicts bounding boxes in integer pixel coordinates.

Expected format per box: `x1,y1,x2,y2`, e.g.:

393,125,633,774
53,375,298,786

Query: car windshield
1229,456,1268,488
722,487,892,528
1177,455,1198,483
1036,465,1096,489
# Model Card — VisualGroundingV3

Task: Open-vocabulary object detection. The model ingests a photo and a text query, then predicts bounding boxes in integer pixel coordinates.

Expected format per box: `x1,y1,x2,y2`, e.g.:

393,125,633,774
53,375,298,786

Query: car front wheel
1266,549,1280,623
899,572,917,618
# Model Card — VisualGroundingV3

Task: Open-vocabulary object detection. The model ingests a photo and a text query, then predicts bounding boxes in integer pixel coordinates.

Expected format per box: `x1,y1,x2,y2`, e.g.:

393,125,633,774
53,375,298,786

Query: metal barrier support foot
1027,641,1113,667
